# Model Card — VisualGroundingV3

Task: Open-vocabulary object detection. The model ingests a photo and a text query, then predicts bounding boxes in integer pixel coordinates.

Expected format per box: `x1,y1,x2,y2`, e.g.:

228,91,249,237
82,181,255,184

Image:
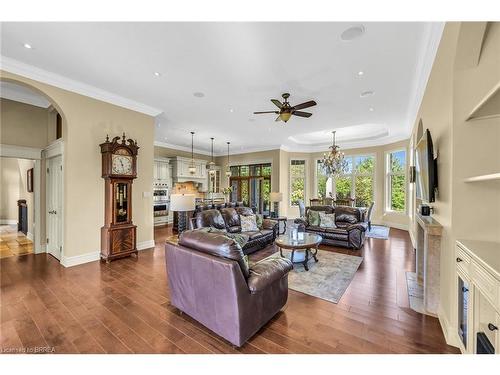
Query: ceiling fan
253,93,317,123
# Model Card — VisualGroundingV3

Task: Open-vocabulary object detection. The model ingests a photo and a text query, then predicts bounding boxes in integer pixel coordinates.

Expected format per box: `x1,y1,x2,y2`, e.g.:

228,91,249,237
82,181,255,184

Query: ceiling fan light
280,112,292,122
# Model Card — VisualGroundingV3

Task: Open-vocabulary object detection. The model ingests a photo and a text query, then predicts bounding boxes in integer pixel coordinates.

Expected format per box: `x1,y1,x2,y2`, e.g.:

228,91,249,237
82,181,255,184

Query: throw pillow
336,213,357,224
319,212,336,228
240,214,258,232
255,214,263,229
307,210,321,226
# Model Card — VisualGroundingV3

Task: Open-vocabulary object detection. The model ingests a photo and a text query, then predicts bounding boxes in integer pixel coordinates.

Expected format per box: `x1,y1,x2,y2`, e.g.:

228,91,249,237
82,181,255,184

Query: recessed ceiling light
229,108,234,113
154,72,161,77
193,92,205,98
358,71,364,76
340,25,365,41
369,107,374,112
360,91,374,98
23,43,32,49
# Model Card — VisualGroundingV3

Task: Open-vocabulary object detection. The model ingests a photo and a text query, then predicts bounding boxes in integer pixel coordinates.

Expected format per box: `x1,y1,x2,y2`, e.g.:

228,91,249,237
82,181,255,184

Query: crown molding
405,22,445,132
154,141,212,156
0,56,163,117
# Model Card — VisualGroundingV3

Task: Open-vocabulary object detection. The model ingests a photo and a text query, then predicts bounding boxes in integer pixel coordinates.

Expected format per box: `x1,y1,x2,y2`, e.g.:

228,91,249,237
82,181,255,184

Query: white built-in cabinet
153,158,171,185
455,240,500,354
170,157,207,179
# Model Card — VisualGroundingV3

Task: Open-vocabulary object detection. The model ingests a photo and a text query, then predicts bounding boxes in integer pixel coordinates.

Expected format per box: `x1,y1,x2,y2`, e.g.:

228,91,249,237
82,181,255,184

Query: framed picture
27,168,34,192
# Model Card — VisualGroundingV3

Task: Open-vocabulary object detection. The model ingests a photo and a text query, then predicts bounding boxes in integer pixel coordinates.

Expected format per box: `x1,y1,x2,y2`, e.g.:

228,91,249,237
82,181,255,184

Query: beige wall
0,158,35,235
1,71,155,261
407,22,500,342
0,158,21,221
0,98,56,148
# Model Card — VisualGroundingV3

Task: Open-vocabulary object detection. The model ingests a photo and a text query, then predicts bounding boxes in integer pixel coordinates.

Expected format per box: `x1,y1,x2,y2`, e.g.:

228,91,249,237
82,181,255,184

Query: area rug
262,249,363,304
366,225,390,239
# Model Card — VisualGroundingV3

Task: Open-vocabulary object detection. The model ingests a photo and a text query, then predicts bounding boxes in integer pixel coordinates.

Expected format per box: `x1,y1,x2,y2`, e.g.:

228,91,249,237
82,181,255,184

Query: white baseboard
438,306,461,351
409,228,416,249
137,240,155,251
0,219,17,225
60,239,155,267
27,231,34,241
60,251,100,268
381,221,409,231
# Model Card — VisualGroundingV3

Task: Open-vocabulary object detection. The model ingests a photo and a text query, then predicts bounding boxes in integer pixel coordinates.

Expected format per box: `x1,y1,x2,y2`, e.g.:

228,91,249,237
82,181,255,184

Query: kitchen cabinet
170,157,207,179
455,240,500,354
153,158,171,185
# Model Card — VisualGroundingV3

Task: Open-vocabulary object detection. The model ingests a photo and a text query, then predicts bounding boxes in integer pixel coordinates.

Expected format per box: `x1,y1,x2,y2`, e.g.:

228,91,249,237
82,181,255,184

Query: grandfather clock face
112,154,133,175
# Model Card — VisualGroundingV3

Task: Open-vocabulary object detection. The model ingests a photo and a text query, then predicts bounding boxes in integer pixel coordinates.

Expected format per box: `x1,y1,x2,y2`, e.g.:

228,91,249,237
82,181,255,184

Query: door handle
456,257,463,262
488,323,498,331
48,210,57,214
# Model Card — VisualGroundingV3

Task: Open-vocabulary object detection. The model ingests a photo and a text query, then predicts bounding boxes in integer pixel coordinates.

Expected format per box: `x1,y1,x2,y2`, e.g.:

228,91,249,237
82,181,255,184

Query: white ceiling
0,22,443,155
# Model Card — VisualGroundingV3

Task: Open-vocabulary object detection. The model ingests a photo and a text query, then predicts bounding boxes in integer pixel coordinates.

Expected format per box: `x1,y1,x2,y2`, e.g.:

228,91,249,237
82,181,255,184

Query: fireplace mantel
408,213,443,317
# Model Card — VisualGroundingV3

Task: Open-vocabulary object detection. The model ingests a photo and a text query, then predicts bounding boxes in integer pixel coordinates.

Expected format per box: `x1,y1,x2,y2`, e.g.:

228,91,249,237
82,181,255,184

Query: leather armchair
166,230,292,347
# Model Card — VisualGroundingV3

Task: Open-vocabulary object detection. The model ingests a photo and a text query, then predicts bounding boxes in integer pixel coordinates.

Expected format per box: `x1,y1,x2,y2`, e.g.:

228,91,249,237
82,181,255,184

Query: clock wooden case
100,134,139,262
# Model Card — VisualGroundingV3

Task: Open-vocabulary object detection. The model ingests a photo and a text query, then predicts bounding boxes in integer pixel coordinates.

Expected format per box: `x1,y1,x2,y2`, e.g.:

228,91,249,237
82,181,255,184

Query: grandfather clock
100,133,139,262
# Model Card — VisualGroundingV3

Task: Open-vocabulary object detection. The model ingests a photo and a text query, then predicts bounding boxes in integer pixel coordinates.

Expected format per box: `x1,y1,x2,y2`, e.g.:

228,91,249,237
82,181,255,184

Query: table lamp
270,192,283,218
170,194,195,235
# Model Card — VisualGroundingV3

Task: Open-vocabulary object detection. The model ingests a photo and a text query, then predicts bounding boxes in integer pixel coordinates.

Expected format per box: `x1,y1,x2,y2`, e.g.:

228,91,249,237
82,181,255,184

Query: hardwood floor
0,225,459,354
0,225,34,259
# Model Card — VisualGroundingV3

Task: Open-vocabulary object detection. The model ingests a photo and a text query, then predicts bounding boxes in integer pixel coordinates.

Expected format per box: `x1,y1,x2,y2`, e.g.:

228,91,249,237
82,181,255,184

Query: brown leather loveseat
166,230,292,347
190,206,278,255
295,205,367,250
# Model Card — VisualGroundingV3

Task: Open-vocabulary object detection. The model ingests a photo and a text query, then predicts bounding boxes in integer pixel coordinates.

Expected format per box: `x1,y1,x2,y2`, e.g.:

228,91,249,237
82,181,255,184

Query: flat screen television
415,129,438,203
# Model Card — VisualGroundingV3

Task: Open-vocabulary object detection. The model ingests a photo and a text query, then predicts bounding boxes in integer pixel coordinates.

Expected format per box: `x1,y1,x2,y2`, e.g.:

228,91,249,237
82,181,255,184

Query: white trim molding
0,219,17,225
0,144,42,159
60,251,100,268
137,240,155,251
43,139,64,159
438,306,461,349
1,56,163,117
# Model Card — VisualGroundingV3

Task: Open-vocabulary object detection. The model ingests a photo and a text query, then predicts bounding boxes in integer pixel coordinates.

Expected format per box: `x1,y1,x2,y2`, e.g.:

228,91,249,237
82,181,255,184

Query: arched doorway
0,78,66,262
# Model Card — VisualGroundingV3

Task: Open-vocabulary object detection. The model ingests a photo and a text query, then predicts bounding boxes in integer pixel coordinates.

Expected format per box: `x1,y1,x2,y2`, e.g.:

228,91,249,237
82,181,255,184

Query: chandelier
188,131,196,174
321,131,348,177
225,142,231,177
208,137,216,177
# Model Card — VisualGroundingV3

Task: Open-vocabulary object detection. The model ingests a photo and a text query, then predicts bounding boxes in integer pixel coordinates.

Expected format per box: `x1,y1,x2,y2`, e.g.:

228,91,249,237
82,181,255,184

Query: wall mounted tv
415,129,438,203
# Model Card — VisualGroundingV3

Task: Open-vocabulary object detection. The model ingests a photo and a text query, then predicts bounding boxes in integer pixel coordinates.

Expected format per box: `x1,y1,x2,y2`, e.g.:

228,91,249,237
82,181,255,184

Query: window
386,150,406,212
333,155,374,207
290,160,305,206
316,160,328,199
229,163,271,213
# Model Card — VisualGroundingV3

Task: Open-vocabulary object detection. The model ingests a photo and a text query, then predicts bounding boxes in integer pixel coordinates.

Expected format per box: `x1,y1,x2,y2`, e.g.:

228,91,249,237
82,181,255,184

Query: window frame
385,148,407,214
289,159,306,207
332,153,376,207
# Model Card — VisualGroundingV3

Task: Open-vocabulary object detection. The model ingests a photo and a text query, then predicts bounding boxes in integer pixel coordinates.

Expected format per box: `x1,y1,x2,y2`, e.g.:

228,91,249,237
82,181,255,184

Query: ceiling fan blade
292,100,317,111
254,111,279,114
275,115,282,122
271,99,283,109
293,111,312,118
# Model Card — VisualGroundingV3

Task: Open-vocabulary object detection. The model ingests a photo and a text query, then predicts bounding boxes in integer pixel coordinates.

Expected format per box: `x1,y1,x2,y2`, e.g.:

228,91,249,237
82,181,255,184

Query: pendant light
188,131,196,174
208,137,216,177
225,142,231,178
321,131,348,177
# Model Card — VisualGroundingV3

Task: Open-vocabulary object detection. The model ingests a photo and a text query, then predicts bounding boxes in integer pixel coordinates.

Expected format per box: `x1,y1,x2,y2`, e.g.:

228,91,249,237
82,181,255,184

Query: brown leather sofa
166,230,292,347
295,205,367,250
190,206,278,255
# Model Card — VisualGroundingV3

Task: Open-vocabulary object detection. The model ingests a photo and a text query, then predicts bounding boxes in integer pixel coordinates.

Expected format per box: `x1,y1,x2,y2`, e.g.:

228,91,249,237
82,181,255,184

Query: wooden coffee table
275,233,322,271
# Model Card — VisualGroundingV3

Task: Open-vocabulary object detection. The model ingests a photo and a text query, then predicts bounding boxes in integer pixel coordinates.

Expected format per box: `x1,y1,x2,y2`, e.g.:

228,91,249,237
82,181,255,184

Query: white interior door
46,155,63,260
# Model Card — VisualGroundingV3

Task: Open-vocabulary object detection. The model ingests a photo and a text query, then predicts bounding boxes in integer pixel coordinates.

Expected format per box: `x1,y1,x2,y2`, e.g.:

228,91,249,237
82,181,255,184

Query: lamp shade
270,192,283,202
170,194,195,212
